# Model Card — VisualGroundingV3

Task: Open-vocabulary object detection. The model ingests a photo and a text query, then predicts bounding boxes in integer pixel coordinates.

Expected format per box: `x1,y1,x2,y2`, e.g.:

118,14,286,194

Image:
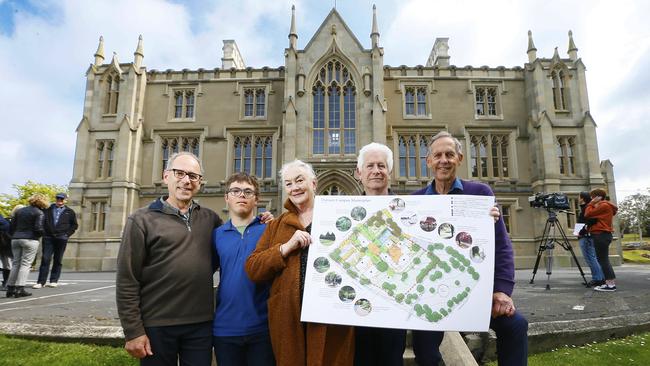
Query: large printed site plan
301,195,495,331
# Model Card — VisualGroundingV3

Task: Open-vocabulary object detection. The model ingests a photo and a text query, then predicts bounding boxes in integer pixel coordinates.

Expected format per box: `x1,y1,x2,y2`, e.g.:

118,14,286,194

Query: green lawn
486,332,650,366
622,249,650,264
0,336,137,366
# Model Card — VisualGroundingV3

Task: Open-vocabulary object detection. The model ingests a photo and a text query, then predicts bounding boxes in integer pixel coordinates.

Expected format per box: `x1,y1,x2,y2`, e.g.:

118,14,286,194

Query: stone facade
66,7,618,271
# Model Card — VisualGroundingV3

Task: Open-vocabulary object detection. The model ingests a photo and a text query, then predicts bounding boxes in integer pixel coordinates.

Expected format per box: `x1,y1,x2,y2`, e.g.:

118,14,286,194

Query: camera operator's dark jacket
577,204,597,238
10,206,44,240
44,204,78,239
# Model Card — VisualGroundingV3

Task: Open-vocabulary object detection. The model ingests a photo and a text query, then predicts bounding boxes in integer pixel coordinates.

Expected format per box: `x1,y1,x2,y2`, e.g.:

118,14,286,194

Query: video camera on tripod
528,192,570,210
528,192,588,289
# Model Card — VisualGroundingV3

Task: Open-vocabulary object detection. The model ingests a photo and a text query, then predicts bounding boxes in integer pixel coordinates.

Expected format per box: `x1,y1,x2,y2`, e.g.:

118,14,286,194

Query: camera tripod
530,209,589,290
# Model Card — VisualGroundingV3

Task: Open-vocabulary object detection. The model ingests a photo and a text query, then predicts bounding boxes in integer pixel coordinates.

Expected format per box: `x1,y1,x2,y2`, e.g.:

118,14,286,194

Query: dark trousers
412,312,528,366
142,321,213,366
592,232,616,280
212,330,275,366
37,237,68,284
354,326,407,366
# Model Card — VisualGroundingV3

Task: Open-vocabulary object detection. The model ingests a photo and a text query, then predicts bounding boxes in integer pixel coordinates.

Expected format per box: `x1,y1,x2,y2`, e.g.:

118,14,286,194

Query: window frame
102,73,120,116
467,131,513,181
310,59,358,157
556,135,576,176
238,84,270,121
399,81,433,120
96,140,115,179
152,129,206,183
225,127,279,182
472,83,503,120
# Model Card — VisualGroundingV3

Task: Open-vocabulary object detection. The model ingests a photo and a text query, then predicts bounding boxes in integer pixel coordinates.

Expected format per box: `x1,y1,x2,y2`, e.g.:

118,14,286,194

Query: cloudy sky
0,0,647,200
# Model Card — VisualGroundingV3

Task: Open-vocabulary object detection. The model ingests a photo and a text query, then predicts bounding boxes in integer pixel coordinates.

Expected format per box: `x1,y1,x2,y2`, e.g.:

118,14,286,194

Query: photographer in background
585,188,618,292
577,192,604,287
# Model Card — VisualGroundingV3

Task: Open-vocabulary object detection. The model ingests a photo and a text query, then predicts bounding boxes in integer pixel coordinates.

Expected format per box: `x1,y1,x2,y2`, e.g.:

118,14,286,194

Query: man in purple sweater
412,131,528,366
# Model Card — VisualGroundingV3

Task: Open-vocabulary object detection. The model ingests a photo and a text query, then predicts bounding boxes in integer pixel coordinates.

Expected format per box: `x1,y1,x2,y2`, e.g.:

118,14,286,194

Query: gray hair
429,131,463,155
279,159,317,182
357,142,394,173
166,152,204,175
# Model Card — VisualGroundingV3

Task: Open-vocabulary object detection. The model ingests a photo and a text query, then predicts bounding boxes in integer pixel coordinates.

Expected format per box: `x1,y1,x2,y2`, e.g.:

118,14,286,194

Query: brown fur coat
245,199,354,366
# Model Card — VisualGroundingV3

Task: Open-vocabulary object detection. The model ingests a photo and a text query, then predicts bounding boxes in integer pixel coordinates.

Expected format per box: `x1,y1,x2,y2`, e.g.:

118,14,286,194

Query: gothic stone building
67,7,618,271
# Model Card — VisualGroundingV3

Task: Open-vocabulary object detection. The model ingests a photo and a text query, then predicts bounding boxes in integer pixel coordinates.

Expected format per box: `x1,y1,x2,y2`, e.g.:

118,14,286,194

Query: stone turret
370,4,380,48
527,30,537,63
133,35,144,69
94,36,105,66
289,5,298,49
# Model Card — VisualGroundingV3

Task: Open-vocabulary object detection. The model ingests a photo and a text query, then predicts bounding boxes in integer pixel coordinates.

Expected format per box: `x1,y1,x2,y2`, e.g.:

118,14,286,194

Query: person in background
7,195,48,298
585,188,618,292
245,160,355,366
212,172,275,366
577,191,604,287
116,152,223,365
33,192,78,289
0,213,11,291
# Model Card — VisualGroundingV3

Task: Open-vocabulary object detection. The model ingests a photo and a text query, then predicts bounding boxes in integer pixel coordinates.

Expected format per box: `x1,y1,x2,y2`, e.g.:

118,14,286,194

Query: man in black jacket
33,193,78,289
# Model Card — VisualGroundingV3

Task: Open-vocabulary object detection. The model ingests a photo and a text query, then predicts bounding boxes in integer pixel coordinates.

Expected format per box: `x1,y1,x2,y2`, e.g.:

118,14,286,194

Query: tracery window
233,135,273,179
551,70,568,110
90,200,108,232
474,86,498,117
312,59,356,155
321,184,347,195
397,134,430,178
469,134,509,179
96,140,114,178
174,89,195,119
161,136,200,172
104,74,119,114
556,136,575,175
243,88,266,118
404,87,427,116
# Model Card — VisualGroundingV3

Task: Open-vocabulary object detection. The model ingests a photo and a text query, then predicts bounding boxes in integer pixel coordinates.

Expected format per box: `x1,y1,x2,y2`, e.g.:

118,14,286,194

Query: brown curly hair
28,193,50,209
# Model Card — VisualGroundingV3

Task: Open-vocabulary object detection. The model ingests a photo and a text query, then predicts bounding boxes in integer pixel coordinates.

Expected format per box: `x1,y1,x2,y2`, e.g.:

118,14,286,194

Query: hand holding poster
300,194,495,332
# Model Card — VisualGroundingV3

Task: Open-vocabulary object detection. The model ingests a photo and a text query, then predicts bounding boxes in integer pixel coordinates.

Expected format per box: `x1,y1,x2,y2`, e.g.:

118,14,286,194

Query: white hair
279,159,317,182
357,142,394,173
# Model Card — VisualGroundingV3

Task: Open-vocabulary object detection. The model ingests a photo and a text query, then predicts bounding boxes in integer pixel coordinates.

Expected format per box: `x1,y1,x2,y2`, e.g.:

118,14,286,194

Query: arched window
104,74,120,114
312,60,356,155
321,184,347,195
551,69,568,110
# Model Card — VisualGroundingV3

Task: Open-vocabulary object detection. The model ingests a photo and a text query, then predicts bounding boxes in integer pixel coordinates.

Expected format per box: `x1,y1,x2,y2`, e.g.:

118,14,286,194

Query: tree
618,191,650,239
0,181,68,217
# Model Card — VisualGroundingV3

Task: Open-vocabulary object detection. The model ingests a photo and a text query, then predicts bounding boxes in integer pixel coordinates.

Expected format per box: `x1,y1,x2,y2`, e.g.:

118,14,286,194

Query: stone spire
552,46,560,61
371,4,380,48
289,5,298,49
567,30,578,61
94,36,105,66
133,35,144,68
526,30,537,63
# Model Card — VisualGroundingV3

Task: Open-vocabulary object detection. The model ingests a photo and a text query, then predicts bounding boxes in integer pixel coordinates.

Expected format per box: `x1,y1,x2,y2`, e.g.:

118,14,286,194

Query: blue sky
0,0,648,201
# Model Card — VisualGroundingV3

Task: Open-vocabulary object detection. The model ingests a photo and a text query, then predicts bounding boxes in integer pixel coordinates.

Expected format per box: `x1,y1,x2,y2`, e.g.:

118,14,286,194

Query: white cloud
1,0,648,202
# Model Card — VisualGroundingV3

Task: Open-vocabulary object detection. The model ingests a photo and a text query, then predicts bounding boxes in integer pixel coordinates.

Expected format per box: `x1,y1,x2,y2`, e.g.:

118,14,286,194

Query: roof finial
94,36,105,66
133,35,144,69
527,30,537,63
567,30,578,61
371,4,380,48
289,5,298,49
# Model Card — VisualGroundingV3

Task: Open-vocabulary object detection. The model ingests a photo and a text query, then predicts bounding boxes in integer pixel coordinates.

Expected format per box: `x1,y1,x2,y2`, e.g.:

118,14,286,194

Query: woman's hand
279,230,312,257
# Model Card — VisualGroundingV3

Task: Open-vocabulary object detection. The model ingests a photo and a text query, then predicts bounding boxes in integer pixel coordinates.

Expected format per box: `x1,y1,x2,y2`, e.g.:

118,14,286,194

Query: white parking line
0,299,105,313
0,285,116,306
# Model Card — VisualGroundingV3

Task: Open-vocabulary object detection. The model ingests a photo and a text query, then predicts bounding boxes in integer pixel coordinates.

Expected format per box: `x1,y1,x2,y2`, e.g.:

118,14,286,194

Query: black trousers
592,232,616,280
141,321,213,366
354,326,406,366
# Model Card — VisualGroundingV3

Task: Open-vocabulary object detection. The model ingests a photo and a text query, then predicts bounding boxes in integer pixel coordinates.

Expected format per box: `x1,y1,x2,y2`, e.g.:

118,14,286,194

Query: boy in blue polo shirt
213,173,274,366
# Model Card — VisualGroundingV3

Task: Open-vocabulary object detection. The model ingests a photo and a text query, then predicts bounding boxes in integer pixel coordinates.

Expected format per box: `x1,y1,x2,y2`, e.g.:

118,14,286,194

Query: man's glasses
170,169,202,182
227,188,257,198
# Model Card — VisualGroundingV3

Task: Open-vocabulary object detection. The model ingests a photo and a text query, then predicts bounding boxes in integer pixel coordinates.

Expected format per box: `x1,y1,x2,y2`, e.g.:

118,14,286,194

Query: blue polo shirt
212,217,270,336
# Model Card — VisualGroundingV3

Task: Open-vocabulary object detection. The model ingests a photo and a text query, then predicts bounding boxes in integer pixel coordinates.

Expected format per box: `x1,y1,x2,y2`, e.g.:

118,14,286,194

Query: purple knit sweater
413,179,515,296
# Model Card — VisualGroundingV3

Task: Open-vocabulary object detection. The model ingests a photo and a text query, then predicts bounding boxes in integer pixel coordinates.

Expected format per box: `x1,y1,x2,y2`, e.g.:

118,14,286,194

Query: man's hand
125,334,153,359
489,205,500,223
492,292,516,318
259,211,274,224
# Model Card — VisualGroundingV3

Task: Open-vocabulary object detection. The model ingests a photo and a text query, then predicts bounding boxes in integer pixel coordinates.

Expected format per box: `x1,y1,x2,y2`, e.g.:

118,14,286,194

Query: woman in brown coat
245,160,354,366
